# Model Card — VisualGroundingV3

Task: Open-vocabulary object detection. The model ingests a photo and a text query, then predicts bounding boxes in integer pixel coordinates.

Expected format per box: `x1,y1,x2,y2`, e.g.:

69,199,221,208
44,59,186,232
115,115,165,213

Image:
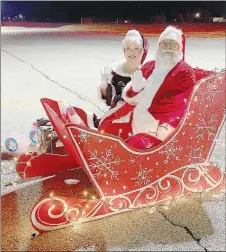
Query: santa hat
158,26,185,60
122,29,149,64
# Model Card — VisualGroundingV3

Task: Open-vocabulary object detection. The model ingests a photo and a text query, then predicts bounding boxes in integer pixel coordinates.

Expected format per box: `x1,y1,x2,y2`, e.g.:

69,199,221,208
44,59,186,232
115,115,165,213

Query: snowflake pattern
78,131,89,143
88,149,122,179
159,139,183,163
128,155,140,166
194,112,218,141
197,79,221,105
131,167,152,187
128,157,136,165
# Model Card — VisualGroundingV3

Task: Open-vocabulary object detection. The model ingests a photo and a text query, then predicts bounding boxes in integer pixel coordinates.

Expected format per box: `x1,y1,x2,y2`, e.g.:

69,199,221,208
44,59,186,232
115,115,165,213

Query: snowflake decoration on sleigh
159,139,183,164
88,149,122,179
78,130,90,143
194,112,218,141
197,76,222,105
131,167,152,187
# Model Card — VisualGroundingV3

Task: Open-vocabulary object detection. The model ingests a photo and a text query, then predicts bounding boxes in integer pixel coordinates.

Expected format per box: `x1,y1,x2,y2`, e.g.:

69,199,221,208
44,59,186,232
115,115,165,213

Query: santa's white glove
131,70,146,92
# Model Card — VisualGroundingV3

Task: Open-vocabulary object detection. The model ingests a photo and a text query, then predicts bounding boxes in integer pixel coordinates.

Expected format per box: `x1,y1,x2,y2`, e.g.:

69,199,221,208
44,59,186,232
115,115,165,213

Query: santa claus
97,26,196,148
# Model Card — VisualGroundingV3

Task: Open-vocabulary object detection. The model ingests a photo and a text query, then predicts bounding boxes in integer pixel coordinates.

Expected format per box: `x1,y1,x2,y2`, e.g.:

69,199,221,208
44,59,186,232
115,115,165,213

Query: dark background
1,1,226,23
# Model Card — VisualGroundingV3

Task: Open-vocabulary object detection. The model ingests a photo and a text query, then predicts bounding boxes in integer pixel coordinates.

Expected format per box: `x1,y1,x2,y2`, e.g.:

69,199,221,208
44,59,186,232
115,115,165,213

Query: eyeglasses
159,40,179,52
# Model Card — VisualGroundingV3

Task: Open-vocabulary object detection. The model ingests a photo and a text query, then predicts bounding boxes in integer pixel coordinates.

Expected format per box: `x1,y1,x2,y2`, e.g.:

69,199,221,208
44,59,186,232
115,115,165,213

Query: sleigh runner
16,69,225,233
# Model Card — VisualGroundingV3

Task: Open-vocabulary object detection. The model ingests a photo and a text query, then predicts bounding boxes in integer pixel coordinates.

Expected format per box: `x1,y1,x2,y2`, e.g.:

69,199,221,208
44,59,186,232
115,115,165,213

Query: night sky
1,1,225,22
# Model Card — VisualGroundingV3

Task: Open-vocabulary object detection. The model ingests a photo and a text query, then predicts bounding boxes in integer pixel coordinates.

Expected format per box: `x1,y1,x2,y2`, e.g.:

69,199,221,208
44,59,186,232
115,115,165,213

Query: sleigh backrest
161,69,225,165
193,67,214,82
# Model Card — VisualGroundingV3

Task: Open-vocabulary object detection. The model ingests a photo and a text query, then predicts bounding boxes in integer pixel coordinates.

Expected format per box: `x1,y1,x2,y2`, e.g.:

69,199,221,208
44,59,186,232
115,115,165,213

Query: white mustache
160,50,176,54
155,49,183,68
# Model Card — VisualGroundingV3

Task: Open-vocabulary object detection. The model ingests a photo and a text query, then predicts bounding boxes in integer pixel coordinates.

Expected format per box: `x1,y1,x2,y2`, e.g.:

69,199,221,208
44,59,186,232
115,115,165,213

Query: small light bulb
101,130,104,134
63,135,66,138
91,196,96,200
149,208,156,214
50,192,54,198
83,191,88,196
14,157,18,161
85,204,89,209
119,129,122,133
48,133,52,138
27,161,31,166
128,132,132,136
26,152,29,155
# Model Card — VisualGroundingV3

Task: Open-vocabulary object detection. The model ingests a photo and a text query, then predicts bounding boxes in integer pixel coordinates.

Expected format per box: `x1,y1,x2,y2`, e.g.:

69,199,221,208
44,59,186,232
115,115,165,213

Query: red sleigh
16,69,225,233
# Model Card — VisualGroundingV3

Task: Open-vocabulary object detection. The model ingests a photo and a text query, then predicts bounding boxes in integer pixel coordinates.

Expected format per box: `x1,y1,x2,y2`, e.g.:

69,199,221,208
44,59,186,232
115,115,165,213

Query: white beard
131,48,183,135
155,49,183,69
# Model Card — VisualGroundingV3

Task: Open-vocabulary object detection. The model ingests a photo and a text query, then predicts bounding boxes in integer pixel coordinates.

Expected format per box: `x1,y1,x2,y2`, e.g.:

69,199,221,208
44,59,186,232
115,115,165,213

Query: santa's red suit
97,26,196,148
65,26,196,149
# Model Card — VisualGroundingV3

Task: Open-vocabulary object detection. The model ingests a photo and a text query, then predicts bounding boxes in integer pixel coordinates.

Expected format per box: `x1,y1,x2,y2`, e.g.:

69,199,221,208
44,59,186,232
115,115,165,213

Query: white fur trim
122,81,144,105
112,111,132,124
86,112,97,130
111,84,116,101
158,26,183,51
99,101,126,126
131,65,174,138
111,60,133,77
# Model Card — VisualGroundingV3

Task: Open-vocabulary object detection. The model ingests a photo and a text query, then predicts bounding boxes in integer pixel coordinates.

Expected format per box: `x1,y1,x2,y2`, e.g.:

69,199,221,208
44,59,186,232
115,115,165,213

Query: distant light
19,14,23,18
195,12,200,18
124,20,128,23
